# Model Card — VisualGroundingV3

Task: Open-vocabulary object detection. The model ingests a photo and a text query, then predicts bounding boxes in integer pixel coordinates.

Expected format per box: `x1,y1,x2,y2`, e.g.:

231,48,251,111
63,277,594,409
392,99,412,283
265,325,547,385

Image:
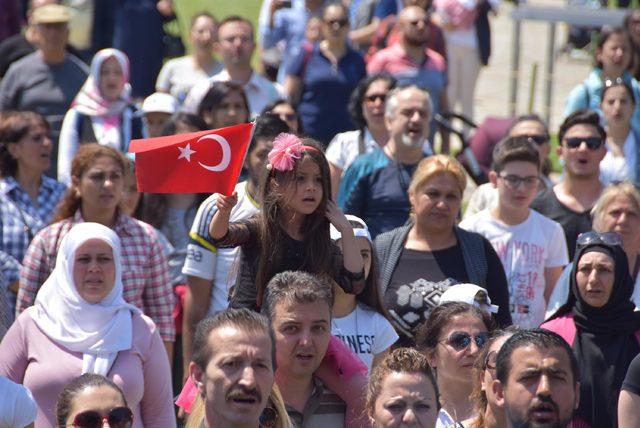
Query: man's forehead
564,123,600,138
273,300,331,322
510,345,572,372
209,325,272,354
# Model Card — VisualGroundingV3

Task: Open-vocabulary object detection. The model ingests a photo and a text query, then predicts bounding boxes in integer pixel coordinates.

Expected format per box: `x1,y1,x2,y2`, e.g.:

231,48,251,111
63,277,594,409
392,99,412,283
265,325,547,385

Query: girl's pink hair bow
267,133,305,172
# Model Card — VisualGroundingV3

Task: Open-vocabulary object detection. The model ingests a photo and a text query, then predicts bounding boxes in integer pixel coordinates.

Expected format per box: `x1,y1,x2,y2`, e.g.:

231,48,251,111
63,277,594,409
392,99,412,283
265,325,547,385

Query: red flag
129,122,254,194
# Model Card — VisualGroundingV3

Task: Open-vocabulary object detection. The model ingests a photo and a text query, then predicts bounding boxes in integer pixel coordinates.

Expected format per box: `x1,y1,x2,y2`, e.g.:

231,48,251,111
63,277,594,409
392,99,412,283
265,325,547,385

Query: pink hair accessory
267,133,318,172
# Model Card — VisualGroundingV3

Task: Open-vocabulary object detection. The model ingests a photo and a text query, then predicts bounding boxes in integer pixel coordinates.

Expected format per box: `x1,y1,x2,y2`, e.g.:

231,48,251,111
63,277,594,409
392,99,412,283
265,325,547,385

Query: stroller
434,112,515,185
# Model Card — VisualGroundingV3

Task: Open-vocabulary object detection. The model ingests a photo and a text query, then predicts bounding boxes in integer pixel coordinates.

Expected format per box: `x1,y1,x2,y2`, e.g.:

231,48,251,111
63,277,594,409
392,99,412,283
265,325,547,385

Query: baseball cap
330,214,372,242
32,4,71,25
439,283,499,314
141,93,179,115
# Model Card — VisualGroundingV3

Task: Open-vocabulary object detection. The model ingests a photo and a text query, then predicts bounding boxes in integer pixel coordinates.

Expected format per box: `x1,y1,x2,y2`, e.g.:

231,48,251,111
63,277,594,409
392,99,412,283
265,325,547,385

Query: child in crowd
209,133,365,309
330,215,398,370
140,92,178,138
460,138,568,328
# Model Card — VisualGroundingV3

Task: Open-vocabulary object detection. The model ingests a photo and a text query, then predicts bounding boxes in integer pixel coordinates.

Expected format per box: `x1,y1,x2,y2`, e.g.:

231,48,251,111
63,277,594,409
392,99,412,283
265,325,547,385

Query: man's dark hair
557,109,606,144
263,271,333,321
217,15,254,40
495,329,579,385
491,136,540,173
509,113,550,140
191,308,275,370
248,114,289,155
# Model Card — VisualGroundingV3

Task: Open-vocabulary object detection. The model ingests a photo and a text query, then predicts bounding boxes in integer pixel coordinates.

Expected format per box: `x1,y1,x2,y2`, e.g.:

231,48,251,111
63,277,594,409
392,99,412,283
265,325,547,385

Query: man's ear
556,145,563,159
426,349,437,370
189,361,205,395
488,170,498,188
492,379,506,408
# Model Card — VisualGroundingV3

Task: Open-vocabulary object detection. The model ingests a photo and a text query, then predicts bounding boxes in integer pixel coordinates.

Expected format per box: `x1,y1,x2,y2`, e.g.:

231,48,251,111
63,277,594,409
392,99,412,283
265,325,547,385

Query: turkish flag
129,122,254,194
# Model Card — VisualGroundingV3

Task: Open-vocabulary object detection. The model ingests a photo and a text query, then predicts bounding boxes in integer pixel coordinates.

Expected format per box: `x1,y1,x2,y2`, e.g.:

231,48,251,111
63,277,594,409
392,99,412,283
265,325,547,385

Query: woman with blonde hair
375,155,511,347
547,181,640,318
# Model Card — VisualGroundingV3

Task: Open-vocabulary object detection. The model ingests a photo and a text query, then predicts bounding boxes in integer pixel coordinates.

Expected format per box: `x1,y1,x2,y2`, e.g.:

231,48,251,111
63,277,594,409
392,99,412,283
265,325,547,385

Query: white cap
439,283,499,314
330,214,372,242
141,93,178,115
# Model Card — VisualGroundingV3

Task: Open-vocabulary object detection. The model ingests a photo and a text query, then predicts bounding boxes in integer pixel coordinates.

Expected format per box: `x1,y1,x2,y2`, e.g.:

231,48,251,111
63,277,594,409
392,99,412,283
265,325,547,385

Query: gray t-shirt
0,52,88,138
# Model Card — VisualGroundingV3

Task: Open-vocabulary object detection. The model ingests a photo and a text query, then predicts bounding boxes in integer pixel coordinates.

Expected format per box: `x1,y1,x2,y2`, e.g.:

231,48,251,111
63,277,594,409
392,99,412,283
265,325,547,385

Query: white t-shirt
325,129,379,173
182,181,260,315
0,376,37,428
331,304,398,370
600,131,638,185
460,209,568,328
156,56,223,104
182,69,284,118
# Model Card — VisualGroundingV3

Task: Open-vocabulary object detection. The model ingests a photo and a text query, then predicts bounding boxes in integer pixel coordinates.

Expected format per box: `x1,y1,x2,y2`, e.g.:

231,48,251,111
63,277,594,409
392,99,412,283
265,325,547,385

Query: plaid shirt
16,211,175,341
0,176,66,285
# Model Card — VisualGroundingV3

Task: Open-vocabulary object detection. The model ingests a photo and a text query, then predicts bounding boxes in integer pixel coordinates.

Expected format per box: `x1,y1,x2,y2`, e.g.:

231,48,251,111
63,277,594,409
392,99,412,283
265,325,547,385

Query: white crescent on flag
197,134,231,172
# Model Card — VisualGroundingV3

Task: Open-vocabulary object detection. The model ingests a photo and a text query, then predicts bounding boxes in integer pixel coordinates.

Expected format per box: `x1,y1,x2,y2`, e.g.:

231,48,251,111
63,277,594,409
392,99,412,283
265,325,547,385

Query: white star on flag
177,143,196,162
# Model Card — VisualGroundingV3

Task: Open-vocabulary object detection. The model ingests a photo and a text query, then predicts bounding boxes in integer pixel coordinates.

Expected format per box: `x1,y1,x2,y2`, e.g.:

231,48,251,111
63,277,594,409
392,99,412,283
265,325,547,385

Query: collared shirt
284,377,346,428
0,175,67,286
367,42,447,116
181,68,283,118
16,211,175,341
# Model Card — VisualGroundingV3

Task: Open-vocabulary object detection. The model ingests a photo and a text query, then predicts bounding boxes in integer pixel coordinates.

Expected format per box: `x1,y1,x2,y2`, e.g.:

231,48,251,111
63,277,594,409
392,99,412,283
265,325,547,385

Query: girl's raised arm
326,200,365,294
208,192,237,240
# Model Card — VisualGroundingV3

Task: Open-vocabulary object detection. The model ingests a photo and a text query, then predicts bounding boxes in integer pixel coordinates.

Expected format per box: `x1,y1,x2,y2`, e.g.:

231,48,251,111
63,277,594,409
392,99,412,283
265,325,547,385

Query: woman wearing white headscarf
57,48,146,185
0,222,175,428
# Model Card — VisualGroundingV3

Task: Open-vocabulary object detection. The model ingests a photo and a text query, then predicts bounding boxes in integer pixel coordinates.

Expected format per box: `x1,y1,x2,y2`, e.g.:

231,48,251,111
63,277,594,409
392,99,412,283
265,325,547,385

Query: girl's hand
326,200,351,233
215,192,238,215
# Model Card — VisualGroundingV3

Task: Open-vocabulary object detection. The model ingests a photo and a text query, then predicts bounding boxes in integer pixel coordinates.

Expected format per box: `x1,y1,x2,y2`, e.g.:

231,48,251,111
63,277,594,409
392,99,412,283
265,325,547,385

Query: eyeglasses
364,93,386,104
522,135,549,146
484,350,498,371
576,231,622,251
498,174,540,189
408,18,430,26
279,113,298,122
441,331,488,352
325,19,349,28
563,137,604,150
72,407,133,428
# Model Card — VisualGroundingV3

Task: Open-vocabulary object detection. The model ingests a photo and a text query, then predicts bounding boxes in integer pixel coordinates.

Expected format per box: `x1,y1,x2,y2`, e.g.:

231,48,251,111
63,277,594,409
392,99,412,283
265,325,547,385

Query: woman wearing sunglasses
418,302,495,428
366,348,440,428
56,374,133,428
463,328,517,428
541,231,640,428
599,81,640,187
546,182,640,318
0,223,175,427
326,73,397,199
565,26,640,131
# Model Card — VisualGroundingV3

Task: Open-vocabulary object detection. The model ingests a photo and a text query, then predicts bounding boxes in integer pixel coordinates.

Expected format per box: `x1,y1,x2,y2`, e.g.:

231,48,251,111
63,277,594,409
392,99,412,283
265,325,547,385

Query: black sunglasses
326,19,349,27
364,93,386,103
73,407,133,428
576,231,622,251
524,135,548,146
564,137,604,150
442,331,488,352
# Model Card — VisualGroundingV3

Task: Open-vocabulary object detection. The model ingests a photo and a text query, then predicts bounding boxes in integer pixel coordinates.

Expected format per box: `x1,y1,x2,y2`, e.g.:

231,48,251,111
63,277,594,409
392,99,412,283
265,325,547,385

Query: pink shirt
0,309,176,428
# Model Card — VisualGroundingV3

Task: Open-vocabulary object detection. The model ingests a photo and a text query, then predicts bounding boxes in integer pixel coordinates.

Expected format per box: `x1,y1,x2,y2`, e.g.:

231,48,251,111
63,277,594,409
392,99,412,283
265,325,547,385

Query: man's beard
504,399,573,428
401,133,425,149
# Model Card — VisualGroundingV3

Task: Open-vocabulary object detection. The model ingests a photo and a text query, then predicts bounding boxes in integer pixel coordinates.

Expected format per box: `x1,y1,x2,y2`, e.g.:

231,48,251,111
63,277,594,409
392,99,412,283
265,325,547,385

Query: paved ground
474,0,594,132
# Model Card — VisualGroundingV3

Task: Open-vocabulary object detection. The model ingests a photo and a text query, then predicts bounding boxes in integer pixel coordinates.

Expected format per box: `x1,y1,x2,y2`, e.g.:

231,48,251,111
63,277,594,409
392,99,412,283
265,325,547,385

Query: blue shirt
259,2,325,84
338,148,427,238
374,0,402,19
0,175,67,285
287,42,366,145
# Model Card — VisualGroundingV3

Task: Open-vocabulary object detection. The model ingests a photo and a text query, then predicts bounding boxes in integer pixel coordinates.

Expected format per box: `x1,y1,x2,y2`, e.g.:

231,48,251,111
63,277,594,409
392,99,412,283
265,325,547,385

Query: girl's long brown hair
254,138,333,307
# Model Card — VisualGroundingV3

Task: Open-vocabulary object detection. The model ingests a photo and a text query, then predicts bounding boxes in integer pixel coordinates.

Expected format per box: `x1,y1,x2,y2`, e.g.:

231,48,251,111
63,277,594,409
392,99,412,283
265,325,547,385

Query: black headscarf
552,243,640,428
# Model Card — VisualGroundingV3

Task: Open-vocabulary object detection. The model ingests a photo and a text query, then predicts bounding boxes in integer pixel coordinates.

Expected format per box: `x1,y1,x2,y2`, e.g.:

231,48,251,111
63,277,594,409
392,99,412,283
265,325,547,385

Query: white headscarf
31,222,140,376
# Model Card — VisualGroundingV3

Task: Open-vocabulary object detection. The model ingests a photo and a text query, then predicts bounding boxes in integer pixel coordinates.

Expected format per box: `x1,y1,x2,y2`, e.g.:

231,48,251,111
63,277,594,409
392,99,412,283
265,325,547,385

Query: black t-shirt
384,238,510,346
530,187,592,261
623,353,640,395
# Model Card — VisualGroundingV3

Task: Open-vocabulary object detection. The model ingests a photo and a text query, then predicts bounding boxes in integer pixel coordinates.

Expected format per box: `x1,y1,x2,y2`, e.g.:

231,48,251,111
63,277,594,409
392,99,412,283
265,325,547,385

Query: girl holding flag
209,132,365,309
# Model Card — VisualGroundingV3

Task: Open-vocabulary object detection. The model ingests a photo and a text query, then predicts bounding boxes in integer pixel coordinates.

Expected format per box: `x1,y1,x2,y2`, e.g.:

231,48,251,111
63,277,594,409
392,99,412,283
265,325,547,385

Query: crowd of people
3,0,640,427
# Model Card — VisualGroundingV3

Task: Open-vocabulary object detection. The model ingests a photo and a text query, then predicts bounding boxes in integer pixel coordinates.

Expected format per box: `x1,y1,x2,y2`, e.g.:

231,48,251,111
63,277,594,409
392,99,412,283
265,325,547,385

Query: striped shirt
16,211,175,341
285,377,346,428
